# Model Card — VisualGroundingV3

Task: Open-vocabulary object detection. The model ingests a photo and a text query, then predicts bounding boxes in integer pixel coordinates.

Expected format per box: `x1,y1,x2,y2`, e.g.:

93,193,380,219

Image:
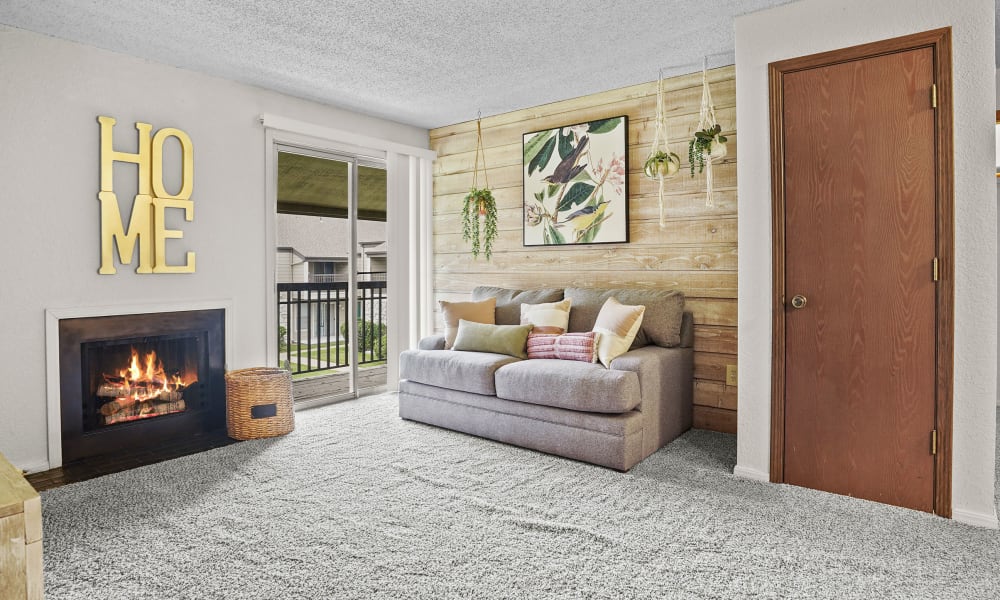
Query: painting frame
522,115,629,247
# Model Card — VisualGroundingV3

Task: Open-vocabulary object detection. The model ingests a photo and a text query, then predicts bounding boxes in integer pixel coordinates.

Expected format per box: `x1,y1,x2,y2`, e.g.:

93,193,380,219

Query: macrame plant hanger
697,57,719,208
472,111,489,209
462,110,498,260
647,69,675,228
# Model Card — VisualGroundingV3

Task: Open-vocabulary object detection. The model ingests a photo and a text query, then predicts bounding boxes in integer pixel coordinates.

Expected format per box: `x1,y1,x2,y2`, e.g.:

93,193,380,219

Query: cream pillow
520,298,572,334
592,297,645,368
439,297,496,349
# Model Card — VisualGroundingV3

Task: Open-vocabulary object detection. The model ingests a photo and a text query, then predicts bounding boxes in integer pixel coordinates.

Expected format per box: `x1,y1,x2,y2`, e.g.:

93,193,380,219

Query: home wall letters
97,115,196,274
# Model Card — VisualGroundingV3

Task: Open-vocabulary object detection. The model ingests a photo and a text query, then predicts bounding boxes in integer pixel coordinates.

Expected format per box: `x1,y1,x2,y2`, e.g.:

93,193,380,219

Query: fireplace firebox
59,309,225,463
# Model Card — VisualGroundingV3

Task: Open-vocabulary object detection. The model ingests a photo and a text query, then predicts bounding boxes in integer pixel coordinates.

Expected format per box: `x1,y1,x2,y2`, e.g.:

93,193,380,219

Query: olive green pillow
452,319,533,359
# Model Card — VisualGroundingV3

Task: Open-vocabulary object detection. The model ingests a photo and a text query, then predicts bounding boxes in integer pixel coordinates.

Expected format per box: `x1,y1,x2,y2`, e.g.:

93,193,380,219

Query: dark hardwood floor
26,431,238,492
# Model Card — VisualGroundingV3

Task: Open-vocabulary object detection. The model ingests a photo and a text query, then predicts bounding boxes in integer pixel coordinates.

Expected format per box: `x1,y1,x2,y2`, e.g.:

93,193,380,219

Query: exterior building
276,213,387,358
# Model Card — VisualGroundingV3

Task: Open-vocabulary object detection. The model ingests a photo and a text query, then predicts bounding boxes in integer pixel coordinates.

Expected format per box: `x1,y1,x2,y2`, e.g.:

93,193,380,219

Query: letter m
99,191,153,274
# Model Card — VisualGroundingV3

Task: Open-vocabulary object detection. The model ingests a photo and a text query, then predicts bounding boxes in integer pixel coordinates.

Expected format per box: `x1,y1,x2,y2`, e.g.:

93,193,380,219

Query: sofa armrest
418,334,447,350
610,345,694,454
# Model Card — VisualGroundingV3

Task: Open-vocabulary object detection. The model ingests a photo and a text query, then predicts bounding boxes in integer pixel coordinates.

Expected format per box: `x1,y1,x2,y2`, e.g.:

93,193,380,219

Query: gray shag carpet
41,395,1000,599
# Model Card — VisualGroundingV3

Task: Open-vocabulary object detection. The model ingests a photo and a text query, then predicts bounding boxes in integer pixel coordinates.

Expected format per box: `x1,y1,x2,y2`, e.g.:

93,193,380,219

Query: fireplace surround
52,307,227,465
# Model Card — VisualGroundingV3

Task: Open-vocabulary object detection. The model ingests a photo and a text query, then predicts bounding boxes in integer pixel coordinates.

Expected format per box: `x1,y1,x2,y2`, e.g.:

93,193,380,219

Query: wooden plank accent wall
428,66,738,434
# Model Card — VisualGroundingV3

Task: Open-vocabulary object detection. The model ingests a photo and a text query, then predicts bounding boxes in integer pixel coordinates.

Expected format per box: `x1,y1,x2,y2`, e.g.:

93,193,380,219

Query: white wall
735,0,998,527
0,26,427,471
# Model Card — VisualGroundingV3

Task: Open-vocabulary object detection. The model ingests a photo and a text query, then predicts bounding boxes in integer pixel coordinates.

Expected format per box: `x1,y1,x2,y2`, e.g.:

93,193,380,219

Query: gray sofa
398,287,694,471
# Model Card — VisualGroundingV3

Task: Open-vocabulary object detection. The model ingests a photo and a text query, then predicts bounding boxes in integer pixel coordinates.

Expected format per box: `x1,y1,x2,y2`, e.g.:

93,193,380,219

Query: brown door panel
779,48,937,513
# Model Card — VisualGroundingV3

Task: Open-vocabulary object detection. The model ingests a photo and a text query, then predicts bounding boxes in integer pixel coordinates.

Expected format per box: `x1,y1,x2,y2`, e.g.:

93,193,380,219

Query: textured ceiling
2,0,803,129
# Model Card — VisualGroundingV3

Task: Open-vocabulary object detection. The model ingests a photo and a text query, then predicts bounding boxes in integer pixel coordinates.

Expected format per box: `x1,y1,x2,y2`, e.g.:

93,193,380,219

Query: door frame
767,28,954,517
264,129,390,405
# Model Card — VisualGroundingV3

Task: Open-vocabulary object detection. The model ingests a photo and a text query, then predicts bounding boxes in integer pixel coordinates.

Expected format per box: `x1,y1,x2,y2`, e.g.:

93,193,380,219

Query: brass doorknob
790,295,808,309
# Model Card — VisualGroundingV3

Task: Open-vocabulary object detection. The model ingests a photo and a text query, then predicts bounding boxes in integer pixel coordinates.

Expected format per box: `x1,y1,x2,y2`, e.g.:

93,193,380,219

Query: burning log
156,390,183,403
102,412,130,426
102,399,185,425
155,399,186,414
97,382,130,397
99,396,138,416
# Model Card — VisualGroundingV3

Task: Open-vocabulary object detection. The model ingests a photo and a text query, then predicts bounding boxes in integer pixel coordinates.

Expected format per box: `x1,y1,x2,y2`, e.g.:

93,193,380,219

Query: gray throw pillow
564,288,685,348
472,286,564,325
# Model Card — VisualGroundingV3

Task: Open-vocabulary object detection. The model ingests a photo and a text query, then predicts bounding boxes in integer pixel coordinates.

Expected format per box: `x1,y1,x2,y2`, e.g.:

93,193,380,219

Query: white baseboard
18,461,51,476
952,507,1000,529
733,464,770,482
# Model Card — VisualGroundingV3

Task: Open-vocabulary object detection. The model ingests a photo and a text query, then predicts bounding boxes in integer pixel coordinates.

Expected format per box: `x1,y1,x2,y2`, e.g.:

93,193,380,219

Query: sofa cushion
494,358,641,413
399,349,519,396
439,297,496,349
565,288,685,348
472,286,564,325
399,380,644,439
452,320,532,359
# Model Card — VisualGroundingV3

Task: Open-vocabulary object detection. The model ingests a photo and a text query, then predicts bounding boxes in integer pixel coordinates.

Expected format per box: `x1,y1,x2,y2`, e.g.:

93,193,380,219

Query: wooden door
769,30,953,515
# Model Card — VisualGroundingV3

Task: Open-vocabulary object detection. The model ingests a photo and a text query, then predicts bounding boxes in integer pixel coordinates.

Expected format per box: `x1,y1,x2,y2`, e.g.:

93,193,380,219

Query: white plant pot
644,155,680,179
708,140,728,160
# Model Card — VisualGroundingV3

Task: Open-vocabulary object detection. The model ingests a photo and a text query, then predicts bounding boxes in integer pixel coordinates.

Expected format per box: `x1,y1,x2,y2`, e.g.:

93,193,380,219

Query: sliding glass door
354,164,389,392
275,146,388,402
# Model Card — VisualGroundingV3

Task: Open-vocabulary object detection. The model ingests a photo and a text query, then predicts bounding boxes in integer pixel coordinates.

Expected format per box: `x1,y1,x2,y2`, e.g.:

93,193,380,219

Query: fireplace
58,309,225,464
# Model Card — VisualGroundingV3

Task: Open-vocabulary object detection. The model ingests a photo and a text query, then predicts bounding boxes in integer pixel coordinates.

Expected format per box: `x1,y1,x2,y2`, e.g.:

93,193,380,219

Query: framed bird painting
522,115,628,246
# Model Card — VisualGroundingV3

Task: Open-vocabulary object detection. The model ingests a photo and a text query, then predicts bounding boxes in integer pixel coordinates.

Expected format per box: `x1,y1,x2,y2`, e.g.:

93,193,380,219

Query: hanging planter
644,150,681,178
644,72,680,228
688,123,728,175
688,62,728,207
462,114,498,260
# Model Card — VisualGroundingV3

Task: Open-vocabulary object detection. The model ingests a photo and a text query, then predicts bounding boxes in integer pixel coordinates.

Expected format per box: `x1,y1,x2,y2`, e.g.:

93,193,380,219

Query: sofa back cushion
472,286,564,325
565,288,685,348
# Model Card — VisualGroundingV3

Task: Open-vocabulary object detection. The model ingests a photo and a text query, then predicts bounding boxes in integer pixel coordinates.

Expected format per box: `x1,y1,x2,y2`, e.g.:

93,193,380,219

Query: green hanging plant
462,187,497,260
688,124,728,176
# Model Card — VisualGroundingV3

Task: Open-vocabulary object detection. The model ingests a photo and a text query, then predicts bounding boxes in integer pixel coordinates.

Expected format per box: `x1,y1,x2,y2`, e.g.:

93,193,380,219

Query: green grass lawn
285,343,350,365
281,343,386,379
289,360,387,380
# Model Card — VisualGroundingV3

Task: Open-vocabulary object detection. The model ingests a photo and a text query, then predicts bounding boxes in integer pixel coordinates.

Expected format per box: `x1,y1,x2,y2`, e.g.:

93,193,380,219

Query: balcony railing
277,278,387,376
308,271,387,283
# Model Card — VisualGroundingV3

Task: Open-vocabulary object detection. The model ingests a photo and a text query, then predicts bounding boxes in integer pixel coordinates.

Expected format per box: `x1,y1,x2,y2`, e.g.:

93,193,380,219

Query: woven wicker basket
225,367,295,440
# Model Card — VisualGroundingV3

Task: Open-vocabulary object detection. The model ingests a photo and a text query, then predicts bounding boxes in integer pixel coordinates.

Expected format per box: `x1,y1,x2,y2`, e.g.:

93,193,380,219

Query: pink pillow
526,332,600,363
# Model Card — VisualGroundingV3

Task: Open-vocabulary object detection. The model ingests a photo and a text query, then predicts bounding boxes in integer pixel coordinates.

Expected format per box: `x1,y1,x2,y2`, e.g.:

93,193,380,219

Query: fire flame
109,347,197,402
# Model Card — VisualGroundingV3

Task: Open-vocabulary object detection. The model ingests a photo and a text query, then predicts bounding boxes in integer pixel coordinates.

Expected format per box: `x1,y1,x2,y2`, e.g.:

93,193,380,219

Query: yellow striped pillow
520,298,572,335
592,297,645,368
